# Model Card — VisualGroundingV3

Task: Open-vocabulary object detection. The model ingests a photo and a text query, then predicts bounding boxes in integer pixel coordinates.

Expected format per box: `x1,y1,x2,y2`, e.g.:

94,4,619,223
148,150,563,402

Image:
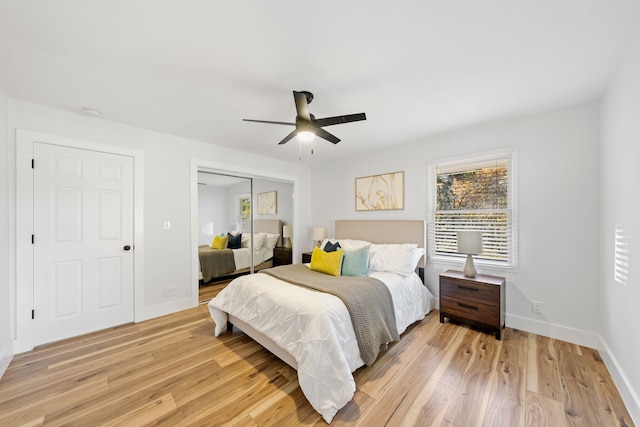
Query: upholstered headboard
335,220,425,246
253,219,283,247
335,220,426,267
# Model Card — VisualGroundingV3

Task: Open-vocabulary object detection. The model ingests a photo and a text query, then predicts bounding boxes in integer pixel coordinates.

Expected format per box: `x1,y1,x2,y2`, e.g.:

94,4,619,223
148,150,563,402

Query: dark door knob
123,245,131,251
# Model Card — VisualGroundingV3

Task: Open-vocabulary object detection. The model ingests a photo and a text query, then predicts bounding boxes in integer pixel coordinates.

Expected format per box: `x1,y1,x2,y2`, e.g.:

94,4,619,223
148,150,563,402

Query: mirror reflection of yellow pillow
309,247,344,276
211,235,228,249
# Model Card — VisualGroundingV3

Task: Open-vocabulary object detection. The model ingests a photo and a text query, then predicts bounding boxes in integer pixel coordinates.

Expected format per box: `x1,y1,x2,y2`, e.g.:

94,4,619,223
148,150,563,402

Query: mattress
208,267,434,423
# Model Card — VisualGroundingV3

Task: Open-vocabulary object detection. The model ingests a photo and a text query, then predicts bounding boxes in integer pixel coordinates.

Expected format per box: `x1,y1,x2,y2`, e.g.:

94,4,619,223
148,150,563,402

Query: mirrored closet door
197,170,293,302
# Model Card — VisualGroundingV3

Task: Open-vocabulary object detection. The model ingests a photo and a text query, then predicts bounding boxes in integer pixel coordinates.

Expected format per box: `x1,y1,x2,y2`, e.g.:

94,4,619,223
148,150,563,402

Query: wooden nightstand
273,247,292,266
301,252,312,263
439,269,506,339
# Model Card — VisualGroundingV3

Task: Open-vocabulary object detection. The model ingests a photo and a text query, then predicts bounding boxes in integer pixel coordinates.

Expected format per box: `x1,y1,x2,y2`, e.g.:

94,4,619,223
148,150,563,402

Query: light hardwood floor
0,304,633,426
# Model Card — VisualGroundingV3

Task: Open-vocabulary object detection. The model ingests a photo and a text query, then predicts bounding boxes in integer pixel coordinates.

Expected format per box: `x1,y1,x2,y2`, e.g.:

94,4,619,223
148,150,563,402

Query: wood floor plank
526,390,567,427
528,334,563,401
109,392,178,426
483,328,528,427
557,351,607,426
443,333,501,426
0,376,109,426
374,344,447,426
581,346,634,427
386,378,456,427
0,307,634,427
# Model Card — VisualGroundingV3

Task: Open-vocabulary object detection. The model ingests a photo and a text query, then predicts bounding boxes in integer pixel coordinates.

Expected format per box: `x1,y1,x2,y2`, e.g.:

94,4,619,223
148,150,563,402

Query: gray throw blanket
262,264,399,365
198,246,236,282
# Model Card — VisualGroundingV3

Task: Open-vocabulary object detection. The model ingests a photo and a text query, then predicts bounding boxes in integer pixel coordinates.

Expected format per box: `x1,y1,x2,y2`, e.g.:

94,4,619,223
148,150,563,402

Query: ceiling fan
243,90,366,145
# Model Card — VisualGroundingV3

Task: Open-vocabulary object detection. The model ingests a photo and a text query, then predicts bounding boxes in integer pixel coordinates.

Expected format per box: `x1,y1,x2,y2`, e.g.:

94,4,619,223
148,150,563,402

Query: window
239,194,251,219
428,150,518,268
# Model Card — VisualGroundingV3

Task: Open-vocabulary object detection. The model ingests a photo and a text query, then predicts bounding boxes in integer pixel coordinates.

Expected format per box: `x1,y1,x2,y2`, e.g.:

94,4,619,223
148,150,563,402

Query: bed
208,220,434,423
198,219,282,282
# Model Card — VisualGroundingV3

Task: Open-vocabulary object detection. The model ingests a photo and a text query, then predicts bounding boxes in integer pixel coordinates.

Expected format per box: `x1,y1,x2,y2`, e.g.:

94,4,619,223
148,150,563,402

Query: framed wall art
257,191,277,214
355,171,404,211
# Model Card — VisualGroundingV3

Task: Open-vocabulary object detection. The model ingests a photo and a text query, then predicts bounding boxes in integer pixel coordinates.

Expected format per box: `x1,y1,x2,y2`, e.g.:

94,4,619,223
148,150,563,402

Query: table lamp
312,227,326,248
282,225,292,249
457,231,483,278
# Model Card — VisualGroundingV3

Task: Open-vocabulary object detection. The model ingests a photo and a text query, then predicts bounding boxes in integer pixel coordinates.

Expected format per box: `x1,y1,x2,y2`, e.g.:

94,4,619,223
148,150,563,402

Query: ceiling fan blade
293,91,311,121
278,129,298,145
313,113,367,127
315,127,341,144
243,119,295,126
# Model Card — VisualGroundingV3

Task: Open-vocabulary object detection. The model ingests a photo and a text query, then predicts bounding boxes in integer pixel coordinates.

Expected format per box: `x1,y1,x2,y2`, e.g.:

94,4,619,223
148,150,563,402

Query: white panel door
33,142,134,345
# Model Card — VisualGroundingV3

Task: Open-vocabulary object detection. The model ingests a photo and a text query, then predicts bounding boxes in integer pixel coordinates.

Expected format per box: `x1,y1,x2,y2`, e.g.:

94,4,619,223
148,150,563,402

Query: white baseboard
597,337,640,425
135,297,198,323
0,339,14,379
506,314,639,425
506,313,601,349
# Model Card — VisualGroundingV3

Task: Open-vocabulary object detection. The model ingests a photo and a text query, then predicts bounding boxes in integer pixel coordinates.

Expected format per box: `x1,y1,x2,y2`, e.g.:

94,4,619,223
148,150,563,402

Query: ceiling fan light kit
243,90,366,148
297,130,315,142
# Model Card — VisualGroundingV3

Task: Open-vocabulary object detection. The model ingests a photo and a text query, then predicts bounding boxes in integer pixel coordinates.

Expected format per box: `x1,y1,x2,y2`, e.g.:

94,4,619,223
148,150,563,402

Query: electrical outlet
532,300,543,314
164,287,176,298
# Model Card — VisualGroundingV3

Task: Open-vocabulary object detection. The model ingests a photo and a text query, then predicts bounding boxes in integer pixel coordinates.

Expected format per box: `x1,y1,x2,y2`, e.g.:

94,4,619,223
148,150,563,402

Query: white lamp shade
282,225,292,238
457,231,483,255
312,227,326,241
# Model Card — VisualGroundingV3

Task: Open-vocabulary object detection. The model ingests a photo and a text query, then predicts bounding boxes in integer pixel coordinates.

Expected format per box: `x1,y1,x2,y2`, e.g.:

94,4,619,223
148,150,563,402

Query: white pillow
339,239,371,251
321,238,371,251
368,243,419,275
264,233,280,249
241,233,266,250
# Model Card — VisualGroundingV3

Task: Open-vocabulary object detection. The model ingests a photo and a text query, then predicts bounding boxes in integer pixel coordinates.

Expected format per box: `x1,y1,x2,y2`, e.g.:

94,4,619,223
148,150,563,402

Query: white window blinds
428,150,518,268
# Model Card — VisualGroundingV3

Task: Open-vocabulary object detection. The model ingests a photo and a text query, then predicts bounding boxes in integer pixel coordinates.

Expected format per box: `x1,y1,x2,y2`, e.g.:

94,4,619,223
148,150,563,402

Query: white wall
0,85,12,376
198,184,229,245
601,30,640,421
252,179,294,229
6,98,311,351
310,101,602,346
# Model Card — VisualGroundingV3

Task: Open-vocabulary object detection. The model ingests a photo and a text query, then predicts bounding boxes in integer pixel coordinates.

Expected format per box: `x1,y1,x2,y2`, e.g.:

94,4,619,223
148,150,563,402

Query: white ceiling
1,1,639,164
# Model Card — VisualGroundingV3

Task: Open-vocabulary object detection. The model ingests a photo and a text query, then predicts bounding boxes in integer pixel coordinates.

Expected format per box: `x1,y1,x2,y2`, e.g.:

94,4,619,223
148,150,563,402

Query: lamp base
463,254,477,278
284,238,291,249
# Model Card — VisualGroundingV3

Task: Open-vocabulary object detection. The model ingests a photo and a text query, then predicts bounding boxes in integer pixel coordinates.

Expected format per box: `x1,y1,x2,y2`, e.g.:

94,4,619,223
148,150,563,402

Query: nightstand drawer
273,248,292,266
440,277,499,307
440,295,499,325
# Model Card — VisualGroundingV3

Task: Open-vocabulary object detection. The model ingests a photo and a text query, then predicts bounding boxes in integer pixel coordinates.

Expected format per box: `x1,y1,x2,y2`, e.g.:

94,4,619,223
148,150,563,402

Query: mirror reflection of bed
198,219,283,302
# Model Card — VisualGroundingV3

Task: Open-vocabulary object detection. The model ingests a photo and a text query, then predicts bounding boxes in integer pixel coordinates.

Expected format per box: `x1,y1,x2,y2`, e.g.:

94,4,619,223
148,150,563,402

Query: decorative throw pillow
309,247,344,276
211,235,228,250
323,241,342,252
227,232,242,249
341,246,369,276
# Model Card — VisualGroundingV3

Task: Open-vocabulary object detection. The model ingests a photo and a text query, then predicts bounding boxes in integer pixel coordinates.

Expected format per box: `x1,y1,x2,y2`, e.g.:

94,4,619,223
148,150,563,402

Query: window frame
427,149,518,270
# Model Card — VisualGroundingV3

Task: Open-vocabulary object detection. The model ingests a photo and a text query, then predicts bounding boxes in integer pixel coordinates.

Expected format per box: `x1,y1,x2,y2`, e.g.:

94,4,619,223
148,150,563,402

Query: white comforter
208,268,434,423
199,247,273,281
232,247,273,270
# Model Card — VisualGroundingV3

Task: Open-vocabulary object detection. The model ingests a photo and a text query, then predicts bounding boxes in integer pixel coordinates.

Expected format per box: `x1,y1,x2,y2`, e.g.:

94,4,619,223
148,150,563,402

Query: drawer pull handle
458,285,478,292
457,302,478,310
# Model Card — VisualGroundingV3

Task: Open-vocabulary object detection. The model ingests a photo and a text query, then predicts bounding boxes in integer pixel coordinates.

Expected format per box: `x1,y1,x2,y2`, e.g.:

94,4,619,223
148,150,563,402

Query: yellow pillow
309,247,344,276
211,235,228,249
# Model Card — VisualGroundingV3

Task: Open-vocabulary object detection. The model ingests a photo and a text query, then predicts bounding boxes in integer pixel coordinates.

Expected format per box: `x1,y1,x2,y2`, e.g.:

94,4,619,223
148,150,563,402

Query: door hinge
31,234,34,244
31,309,34,319
31,159,34,169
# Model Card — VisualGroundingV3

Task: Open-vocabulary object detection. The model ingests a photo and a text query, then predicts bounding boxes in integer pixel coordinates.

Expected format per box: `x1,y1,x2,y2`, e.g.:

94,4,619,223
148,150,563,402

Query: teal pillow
341,247,368,276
